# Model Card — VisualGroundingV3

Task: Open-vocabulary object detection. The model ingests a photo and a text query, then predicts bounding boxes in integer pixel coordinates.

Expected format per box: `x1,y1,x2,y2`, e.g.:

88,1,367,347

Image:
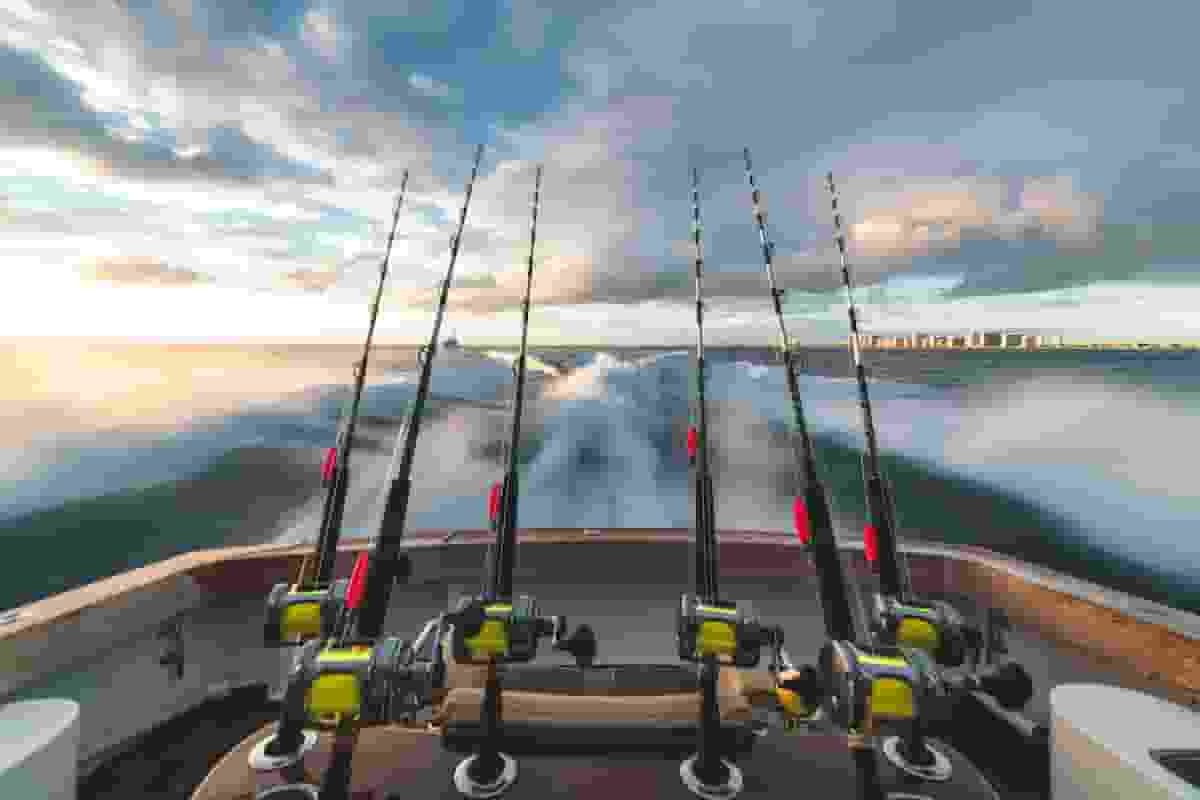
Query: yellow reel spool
695,620,737,659
856,652,917,721
306,674,362,722
868,676,916,722
464,619,510,659
282,599,323,639
305,647,372,723
895,616,940,656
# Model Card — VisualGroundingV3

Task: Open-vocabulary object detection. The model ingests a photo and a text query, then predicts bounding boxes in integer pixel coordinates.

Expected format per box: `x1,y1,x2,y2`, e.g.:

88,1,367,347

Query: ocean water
2,345,1199,615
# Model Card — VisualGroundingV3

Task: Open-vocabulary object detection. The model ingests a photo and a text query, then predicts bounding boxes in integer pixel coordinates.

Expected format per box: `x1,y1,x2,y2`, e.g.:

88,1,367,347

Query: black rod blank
743,149,856,642
355,146,486,640
488,164,543,601
313,172,410,586
825,172,909,599
688,167,719,603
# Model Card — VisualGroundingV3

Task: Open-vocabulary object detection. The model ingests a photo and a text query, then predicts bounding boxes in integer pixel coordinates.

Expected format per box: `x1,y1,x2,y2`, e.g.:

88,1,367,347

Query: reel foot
453,752,518,798
881,736,952,781
249,730,319,771
680,754,744,799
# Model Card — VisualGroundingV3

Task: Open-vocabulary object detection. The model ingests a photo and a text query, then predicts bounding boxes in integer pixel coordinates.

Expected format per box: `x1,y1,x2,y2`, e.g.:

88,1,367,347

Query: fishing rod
354,145,485,640
676,166,787,799
824,172,910,600
687,166,719,604
297,385,353,589
309,173,410,589
484,164,543,601
742,148,857,642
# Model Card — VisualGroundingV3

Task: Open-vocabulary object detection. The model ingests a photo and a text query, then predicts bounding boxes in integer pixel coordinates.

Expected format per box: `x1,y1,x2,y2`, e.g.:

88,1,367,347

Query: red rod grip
487,481,502,523
345,552,370,610
792,496,812,544
321,447,337,483
864,523,879,565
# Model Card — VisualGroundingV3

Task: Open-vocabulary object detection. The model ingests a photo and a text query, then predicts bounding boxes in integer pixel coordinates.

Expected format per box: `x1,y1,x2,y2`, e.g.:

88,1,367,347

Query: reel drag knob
555,623,598,668
776,665,821,718
964,661,1034,711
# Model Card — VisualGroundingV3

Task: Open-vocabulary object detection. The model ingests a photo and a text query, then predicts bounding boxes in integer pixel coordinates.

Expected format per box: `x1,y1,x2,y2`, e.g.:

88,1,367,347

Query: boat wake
4,351,1200,615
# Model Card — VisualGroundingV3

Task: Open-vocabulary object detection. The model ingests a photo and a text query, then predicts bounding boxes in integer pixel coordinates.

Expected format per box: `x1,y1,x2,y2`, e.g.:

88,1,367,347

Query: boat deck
4,530,1191,799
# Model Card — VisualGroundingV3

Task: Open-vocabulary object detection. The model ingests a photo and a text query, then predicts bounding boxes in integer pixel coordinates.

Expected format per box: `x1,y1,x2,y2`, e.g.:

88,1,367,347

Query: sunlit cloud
278,267,340,293
80,255,212,286
0,0,1196,342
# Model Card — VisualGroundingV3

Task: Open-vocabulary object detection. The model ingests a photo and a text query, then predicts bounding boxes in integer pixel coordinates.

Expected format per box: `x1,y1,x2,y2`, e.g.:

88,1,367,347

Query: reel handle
945,661,1034,711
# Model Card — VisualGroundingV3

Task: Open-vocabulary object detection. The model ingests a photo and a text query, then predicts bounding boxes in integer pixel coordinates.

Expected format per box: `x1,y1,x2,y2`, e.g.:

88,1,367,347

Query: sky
3,0,1200,345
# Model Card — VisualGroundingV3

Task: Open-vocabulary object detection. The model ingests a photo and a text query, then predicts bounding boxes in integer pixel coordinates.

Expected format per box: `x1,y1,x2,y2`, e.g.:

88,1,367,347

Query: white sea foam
7,346,1198,584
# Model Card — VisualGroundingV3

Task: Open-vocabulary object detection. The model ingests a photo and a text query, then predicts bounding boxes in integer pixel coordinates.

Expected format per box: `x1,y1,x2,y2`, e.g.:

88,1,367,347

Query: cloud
822,174,1103,260
850,1,1035,65
946,222,1200,298
0,44,332,188
80,256,212,286
4,0,1200,343
1018,176,1103,241
506,0,553,56
278,268,340,292
408,73,458,101
301,8,345,61
388,253,593,311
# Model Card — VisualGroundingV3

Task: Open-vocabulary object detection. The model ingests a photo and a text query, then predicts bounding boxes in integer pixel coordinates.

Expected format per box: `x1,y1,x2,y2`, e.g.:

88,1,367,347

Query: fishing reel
676,594,781,668
820,641,926,735
264,556,413,647
446,594,566,665
253,635,445,771
263,580,348,647
675,595,784,800
441,594,565,798
292,636,442,727
819,640,956,781
869,594,973,668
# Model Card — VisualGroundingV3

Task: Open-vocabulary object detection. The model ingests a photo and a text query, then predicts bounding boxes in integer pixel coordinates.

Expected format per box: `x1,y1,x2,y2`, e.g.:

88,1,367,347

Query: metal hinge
157,616,185,681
